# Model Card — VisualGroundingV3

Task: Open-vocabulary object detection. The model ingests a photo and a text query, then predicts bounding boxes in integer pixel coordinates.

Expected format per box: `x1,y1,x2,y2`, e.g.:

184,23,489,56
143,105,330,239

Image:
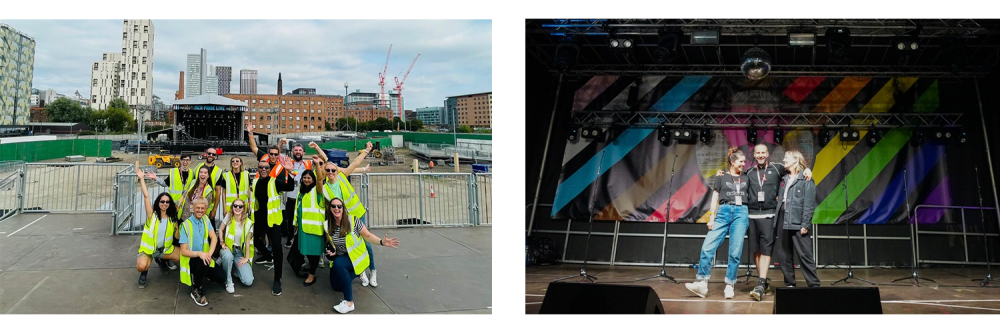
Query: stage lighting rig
653,29,680,63
841,126,861,142
747,126,758,145
568,127,579,142
819,127,833,147
826,27,852,64
866,127,880,147
700,128,713,143
773,128,785,144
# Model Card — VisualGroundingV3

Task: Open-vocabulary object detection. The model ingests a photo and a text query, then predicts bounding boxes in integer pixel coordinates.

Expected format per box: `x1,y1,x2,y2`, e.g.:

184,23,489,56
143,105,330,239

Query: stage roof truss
570,111,964,129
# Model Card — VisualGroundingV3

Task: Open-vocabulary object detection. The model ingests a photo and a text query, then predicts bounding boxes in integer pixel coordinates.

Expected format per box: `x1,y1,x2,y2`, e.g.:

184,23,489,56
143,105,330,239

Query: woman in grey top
323,197,399,313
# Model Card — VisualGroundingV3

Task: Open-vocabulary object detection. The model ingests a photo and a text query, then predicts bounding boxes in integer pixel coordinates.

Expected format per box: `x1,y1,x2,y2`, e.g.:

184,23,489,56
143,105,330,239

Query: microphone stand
833,162,875,285
554,149,604,283
637,154,679,283
893,167,935,285
971,166,993,286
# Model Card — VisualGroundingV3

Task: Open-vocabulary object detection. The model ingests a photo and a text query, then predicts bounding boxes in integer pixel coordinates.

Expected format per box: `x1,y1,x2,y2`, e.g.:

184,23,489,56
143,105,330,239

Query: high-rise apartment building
205,64,218,95
216,66,231,95
89,19,154,115
90,52,122,110
239,69,257,94
185,48,207,97
2,23,36,126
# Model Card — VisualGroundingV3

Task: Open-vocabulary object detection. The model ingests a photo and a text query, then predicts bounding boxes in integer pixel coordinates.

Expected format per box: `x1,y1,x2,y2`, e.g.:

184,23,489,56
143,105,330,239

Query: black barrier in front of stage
539,282,664,314
773,287,882,314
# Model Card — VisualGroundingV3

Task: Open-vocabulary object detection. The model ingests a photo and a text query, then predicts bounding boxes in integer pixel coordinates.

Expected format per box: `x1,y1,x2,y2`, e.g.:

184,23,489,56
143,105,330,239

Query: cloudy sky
4,19,492,110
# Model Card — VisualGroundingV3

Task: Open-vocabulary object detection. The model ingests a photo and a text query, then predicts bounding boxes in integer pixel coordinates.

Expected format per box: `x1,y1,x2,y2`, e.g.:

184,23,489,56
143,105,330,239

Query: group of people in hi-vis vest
134,124,400,313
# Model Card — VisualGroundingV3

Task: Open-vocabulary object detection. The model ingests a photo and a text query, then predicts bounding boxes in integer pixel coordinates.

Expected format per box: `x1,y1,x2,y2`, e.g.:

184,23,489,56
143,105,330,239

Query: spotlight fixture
609,38,633,49
700,128,713,143
773,128,784,144
819,127,833,147
788,32,816,47
826,27,852,64
747,126,758,145
669,127,695,144
910,129,925,146
658,125,670,143
841,127,860,142
741,47,771,80
691,30,720,45
959,130,967,144
568,127,579,141
581,125,605,141
553,38,580,72
653,29,680,63
866,127,880,147
894,36,920,53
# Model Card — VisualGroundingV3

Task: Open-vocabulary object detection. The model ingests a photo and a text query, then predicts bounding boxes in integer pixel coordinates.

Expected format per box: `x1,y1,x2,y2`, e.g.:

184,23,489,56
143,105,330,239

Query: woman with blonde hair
180,165,215,222
217,198,254,293
686,146,751,299
775,150,820,287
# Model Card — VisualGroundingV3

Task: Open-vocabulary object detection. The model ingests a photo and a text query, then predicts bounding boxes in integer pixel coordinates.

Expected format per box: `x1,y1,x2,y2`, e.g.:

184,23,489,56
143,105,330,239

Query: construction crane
393,53,420,120
377,44,392,109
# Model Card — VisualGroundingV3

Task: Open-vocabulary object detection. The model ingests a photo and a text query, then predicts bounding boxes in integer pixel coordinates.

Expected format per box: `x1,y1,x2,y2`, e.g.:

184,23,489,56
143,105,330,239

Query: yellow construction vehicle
148,150,180,168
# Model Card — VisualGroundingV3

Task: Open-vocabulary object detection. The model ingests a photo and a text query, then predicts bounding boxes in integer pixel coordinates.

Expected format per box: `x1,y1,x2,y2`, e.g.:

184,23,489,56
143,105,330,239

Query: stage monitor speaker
539,282,664,314
773,287,882,314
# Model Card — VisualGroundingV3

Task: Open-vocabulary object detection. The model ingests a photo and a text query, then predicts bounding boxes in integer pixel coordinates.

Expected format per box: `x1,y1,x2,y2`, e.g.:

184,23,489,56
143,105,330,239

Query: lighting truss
536,19,996,37
570,111,964,128
554,64,989,77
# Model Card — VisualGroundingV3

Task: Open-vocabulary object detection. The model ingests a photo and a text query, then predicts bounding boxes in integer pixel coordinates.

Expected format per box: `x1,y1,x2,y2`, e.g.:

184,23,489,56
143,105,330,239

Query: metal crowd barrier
21,163,130,213
0,161,26,221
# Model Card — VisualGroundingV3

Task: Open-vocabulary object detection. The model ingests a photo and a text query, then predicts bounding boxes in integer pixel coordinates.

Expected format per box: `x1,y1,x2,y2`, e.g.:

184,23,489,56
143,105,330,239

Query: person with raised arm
323,196,399,313
135,162,182,288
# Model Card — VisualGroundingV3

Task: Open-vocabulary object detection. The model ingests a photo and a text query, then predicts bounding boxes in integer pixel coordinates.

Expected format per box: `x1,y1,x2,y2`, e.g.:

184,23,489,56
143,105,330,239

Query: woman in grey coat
775,150,820,287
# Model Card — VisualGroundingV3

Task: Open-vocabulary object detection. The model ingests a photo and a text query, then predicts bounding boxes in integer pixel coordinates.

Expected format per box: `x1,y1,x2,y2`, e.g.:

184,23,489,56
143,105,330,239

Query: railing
915,205,1000,265
0,161,26,221
21,163,131,212
113,164,138,234
407,143,492,162
475,173,492,225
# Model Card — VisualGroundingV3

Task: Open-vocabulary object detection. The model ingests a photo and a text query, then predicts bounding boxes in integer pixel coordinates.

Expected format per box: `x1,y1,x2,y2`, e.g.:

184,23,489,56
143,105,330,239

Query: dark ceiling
526,19,1000,77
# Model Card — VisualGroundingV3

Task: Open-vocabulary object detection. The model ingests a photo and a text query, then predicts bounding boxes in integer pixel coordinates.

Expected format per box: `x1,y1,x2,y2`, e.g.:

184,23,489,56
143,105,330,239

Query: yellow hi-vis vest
138,214,175,256
193,163,223,188
180,183,215,214
250,177,283,227
293,188,325,236
324,215,369,275
179,215,215,286
168,168,194,218
223,217,254,265
222,171,250,215
322,172,366,219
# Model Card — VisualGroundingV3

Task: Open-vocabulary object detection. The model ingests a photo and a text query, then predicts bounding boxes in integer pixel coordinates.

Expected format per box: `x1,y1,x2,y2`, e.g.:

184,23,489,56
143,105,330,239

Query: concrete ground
0,213,491,314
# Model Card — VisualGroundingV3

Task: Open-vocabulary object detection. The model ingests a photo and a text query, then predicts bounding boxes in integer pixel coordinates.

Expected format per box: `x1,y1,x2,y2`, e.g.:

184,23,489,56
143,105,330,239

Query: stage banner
551,76,954,225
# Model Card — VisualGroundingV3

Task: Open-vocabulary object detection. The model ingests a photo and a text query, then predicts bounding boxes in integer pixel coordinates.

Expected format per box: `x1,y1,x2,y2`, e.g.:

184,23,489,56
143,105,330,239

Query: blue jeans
360,216,375,270
329,254,359,301
696,204,749,285
220,248,254,286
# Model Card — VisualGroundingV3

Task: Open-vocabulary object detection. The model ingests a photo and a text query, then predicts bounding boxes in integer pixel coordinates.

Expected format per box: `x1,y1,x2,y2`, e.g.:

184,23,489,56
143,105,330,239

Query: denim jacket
777,173,816,231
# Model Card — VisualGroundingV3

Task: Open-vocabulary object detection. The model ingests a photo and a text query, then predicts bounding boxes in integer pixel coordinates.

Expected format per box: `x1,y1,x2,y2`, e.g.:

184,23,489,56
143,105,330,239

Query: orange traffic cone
430,185,436,198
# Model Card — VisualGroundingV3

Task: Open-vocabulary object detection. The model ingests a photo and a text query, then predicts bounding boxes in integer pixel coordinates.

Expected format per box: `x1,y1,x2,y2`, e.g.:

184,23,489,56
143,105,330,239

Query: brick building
224,93,345,134
446,91,492,128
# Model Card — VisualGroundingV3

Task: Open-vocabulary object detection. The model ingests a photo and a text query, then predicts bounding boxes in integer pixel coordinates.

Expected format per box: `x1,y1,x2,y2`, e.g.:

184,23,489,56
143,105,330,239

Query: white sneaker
684,280,708,298
724,284,735,299
333,300,355,314
369,270,377,287
226,283,235,294
360,271,370,287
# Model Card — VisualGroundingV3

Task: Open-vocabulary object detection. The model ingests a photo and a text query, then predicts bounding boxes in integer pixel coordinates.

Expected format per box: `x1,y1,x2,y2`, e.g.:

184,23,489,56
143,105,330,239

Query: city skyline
5,19,492,111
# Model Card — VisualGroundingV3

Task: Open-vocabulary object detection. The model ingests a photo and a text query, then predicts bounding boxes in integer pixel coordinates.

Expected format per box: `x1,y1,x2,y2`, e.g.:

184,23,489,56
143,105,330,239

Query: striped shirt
328,220,364,255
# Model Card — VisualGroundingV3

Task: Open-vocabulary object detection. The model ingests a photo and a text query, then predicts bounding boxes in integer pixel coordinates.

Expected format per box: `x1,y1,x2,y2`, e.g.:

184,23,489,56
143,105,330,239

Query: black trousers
189,256,225,291
252,219,285,282
253,211,270,258
777,216,821,287
282,198,297,241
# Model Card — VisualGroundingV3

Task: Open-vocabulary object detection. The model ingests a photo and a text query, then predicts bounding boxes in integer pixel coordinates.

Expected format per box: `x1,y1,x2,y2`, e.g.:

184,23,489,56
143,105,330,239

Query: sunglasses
206,153,217,156
158,200,170,204
325,169,336,173
259,166,270,169
269,153,279,156
318,162,324,165
233,205,245,209
330,205,344,209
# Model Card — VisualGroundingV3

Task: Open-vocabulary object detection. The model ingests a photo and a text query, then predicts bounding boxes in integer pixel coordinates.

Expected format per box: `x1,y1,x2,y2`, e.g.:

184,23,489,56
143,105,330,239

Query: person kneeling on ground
136,163,181,288
179,197,222,307
323,197,399,313
218,198,255,293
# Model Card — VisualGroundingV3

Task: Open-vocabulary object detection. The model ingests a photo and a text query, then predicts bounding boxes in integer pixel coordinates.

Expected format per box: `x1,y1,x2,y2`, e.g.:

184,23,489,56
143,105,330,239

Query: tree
46,97,90,123
457,125,473,133
373,117,392,131
105,108,133,133
108,98,129,111
410,119,424,131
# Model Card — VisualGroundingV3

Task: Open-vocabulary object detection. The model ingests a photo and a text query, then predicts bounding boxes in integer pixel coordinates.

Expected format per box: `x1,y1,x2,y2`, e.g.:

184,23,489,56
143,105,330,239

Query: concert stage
526,265,1000,314
162,94,267,152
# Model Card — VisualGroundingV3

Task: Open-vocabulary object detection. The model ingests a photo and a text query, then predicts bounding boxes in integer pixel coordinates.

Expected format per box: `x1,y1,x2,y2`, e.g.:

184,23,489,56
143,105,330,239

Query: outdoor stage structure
526,19,1000,270
166,94,264,153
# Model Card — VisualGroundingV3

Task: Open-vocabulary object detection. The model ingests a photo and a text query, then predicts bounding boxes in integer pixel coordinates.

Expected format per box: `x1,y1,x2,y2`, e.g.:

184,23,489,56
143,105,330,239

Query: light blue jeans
220,248,254,286
696,204,749,285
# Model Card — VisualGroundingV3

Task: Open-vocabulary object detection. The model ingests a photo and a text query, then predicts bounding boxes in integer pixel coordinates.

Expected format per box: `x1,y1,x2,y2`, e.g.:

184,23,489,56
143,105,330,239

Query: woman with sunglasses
218,156,251,219
179,166,215,222
217,198,254,293
286,167,327,286
323,197,400,313
316,141,377,284
135,162,182,288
